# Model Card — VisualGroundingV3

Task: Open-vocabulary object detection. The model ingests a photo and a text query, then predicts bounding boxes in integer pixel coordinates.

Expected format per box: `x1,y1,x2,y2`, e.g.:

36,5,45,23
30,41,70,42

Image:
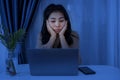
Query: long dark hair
41,4,73,46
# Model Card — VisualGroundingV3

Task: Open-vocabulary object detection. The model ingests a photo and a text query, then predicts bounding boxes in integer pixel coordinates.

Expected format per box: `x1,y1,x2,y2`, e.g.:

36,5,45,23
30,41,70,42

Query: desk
0,65,120,80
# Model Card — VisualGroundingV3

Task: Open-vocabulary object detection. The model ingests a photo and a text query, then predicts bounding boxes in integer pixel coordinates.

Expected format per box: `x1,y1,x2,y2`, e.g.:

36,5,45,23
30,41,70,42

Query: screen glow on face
48,12,66,33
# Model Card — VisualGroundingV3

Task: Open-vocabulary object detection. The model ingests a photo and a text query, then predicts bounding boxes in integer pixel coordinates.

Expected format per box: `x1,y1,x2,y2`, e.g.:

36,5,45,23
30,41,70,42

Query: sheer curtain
75,0,120,68
115,0,120,68
79,0,120,68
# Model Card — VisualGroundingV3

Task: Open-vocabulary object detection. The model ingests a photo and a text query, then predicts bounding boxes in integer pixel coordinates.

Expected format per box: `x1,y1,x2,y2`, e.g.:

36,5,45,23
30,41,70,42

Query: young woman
36,4,79,49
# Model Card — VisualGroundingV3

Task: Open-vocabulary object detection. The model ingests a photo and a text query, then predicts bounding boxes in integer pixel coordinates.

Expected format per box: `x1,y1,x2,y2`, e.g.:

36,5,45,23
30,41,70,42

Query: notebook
26,48,79,76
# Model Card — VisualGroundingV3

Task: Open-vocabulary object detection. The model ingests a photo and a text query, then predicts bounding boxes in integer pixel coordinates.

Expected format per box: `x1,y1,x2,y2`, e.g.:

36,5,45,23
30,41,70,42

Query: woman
36,4,79,49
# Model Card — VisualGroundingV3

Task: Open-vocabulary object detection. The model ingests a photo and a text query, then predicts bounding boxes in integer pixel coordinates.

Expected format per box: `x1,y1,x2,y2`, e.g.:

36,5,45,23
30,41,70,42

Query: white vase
6,49,16,75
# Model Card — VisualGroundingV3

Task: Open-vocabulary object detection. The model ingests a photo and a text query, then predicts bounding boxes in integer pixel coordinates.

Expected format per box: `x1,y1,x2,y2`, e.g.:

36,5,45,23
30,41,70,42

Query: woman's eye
59,20,64,22
51,21,55,23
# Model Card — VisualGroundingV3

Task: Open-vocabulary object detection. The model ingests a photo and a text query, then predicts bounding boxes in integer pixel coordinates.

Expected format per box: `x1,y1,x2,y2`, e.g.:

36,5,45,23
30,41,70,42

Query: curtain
0,0,40,64
75,0,120,68
116,0,120,68
118,0,120,68
79,0,120,68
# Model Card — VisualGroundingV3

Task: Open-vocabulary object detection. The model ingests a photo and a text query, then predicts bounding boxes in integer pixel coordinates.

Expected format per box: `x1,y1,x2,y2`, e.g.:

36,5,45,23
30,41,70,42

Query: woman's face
47,11,67,33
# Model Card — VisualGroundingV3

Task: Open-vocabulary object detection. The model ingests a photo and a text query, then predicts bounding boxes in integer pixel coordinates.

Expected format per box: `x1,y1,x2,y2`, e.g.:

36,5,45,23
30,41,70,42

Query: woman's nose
55,21,59,27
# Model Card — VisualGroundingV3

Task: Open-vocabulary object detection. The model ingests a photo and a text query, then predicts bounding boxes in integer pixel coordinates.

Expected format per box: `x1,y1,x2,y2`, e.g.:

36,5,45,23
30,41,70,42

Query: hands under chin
59,28,66,37
59,21,67,36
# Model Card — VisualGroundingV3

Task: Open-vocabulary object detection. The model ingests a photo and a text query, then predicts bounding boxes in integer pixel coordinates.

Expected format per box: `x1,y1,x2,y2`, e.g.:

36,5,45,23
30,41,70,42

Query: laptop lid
27,48,79,76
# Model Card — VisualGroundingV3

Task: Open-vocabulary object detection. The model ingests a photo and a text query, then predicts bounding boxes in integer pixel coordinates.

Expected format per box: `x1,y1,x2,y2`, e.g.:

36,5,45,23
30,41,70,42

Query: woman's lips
55,29,61,33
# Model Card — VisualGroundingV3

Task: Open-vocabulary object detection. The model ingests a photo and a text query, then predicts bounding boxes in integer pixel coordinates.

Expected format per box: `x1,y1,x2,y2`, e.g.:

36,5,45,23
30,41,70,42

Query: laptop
26,48,79,76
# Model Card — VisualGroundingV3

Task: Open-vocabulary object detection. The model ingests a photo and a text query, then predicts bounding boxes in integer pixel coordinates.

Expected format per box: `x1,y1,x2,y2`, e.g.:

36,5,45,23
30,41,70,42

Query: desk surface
0,65,120,80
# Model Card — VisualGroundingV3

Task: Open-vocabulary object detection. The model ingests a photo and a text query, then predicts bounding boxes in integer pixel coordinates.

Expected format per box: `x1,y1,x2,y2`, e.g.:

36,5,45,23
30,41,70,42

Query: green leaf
0,25,25,50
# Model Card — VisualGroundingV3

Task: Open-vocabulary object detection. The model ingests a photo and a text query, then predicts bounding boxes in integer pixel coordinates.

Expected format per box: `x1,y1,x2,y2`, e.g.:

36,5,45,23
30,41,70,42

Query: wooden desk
0,65,120,80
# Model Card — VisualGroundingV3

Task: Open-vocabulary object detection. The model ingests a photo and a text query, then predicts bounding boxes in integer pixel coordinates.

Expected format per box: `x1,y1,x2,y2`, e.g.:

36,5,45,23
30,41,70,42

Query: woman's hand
40,44,50,48
59,21,67,36
46,20,56,37
59,21,69,48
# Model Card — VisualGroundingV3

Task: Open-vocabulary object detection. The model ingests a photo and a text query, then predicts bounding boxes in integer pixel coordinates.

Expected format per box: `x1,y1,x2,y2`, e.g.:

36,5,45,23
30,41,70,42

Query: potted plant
0,24,25,75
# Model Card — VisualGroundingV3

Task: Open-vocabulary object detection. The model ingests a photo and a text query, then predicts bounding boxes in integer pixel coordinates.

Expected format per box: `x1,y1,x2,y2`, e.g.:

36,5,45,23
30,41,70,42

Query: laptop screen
26,48,79,76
